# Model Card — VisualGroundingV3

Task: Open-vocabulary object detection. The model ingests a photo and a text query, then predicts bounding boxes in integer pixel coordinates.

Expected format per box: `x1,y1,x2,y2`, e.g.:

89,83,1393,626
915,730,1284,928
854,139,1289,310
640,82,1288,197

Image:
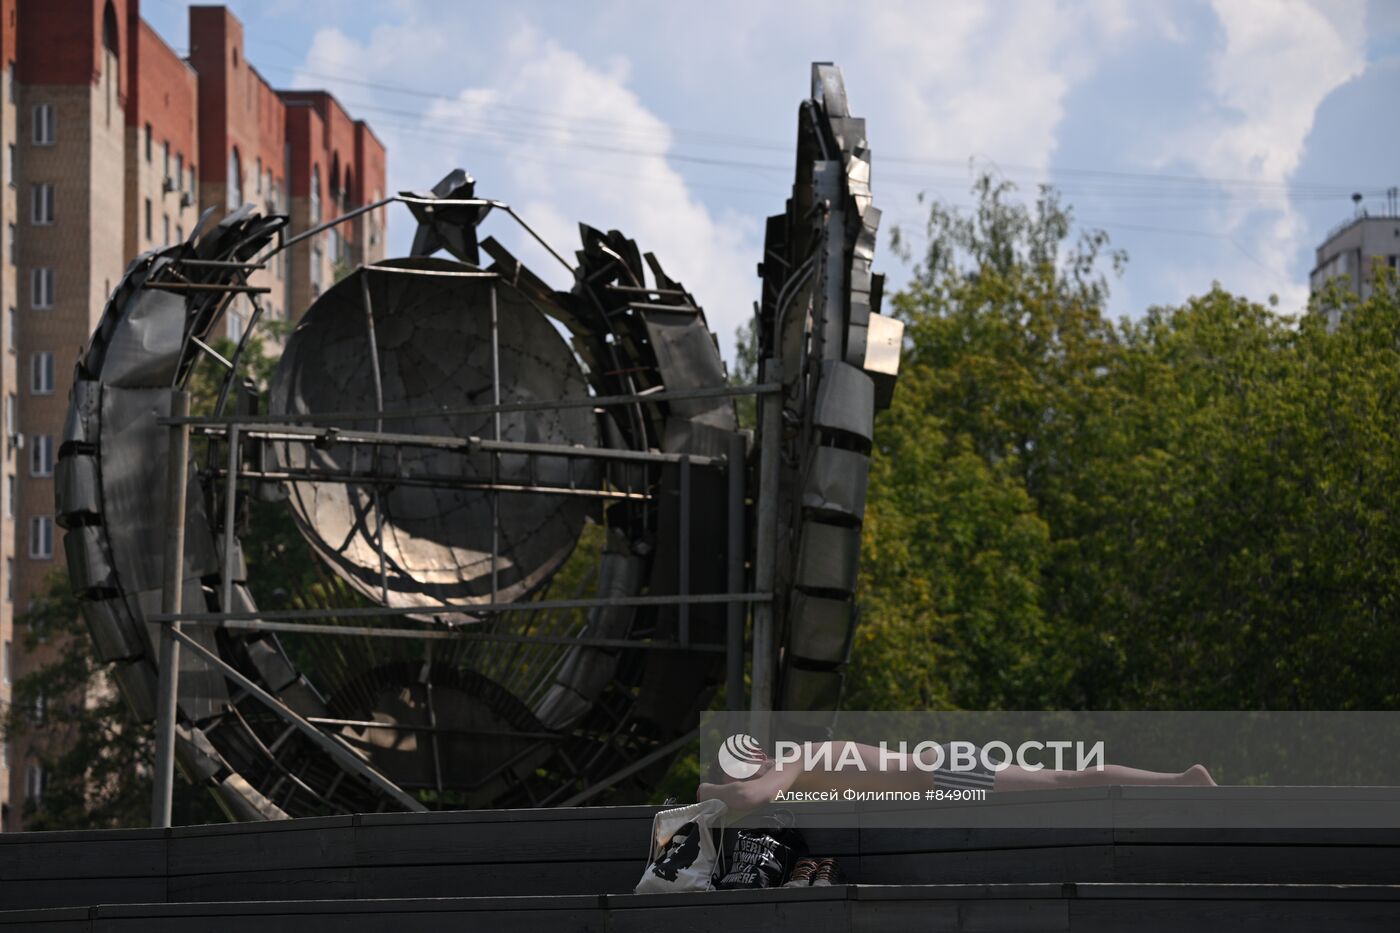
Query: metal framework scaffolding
53,63,898,826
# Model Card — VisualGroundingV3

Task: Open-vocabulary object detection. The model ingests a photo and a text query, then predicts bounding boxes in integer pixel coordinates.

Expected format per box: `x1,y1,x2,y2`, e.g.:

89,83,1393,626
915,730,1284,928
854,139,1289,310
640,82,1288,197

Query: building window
30,434,52,477
5,474,12,518
255,156,262,193
6,61,13,104
102,0,118,56
311,245,323,297
31,351,54,394
5,393,15,438
144,123,152,161
6,143,14,187
29,515,52,558
32,104,55,146
189,164,196,198
25,763,43,802
30,693,45,724
7,223,15,265
144,198,152,241
228,146,243,210
163,140,170,180
162,214,170,245
175,152,183,190
31,268,54,309
7,307,14,352
311,165,321,223
31,183,54,225
2,639,9,683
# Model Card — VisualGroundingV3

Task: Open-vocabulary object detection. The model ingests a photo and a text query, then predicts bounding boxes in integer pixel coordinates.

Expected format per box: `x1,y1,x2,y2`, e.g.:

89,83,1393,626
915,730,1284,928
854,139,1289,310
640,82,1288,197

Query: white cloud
294,18,758,361
1164,0,1367,308
289,1,1150,359
851,0,1140,181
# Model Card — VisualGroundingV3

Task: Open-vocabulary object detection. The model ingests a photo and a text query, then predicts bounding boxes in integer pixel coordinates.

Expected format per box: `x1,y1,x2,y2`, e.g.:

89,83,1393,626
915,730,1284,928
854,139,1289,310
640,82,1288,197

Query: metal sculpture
55,63,900,820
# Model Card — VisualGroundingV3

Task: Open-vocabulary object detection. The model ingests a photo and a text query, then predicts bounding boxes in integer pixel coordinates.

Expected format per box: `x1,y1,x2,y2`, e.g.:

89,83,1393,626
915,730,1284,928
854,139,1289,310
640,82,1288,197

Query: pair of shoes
783,857,841,887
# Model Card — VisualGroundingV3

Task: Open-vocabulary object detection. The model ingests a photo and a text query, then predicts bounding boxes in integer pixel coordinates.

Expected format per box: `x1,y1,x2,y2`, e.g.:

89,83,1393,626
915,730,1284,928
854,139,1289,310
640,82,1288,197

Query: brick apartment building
1,0,387,830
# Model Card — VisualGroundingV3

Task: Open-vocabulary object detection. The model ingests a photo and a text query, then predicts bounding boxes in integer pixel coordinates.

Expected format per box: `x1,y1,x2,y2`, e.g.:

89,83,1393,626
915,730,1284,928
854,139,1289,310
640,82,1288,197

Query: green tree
731,314,760,430
2,332,321,829
856,173,1400,712
850,176,1123,710
1,571,224,829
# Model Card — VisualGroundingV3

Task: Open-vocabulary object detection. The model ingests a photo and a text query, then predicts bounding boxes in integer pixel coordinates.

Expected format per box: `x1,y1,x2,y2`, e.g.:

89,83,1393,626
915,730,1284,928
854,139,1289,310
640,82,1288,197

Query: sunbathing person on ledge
697,741,1216,812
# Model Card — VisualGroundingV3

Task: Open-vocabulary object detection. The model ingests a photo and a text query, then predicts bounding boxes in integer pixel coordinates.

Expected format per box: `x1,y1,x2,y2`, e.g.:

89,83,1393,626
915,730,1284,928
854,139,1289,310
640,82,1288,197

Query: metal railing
149,371,781,826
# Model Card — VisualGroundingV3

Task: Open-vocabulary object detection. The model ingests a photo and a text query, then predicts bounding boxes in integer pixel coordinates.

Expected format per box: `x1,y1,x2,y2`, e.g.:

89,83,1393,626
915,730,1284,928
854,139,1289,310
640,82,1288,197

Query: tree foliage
3,334,307,829
851,174,1400,711
2,571,224,829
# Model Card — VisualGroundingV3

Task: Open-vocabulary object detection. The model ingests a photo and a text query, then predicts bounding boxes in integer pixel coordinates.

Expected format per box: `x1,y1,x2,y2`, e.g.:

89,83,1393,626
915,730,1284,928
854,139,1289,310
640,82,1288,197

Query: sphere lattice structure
271,259,600,612
54,63,899,818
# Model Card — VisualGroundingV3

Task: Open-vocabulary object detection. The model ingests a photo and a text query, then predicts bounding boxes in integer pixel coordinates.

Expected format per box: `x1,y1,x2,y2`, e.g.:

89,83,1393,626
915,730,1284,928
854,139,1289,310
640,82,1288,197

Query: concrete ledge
1,793,1399,911
5,884,1400,932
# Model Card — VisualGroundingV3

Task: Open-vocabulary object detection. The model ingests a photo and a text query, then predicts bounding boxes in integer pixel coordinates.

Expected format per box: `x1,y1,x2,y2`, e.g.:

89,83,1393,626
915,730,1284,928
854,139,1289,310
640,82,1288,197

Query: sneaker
783,857,819,887
810,857,841,886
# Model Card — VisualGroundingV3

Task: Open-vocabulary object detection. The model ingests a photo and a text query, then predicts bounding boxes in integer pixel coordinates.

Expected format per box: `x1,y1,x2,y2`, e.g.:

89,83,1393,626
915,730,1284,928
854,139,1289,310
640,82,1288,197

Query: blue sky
141,0,1400,362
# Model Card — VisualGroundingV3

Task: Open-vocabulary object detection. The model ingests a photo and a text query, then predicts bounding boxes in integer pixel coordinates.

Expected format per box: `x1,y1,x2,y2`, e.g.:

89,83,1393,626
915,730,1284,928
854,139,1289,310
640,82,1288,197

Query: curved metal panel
269,260,599,613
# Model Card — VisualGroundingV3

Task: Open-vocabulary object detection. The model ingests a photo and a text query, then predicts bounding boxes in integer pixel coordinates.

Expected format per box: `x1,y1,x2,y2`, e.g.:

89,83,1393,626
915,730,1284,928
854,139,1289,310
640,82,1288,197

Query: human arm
696,760,801,812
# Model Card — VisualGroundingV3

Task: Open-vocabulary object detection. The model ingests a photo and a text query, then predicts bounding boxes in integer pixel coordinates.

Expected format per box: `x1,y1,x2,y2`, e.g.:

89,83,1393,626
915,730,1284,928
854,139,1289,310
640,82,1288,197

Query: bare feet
1181,764,1217,786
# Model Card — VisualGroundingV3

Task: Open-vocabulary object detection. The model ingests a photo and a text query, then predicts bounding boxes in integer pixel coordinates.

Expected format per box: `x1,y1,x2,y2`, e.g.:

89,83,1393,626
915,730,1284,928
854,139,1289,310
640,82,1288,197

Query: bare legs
995,762,1216,792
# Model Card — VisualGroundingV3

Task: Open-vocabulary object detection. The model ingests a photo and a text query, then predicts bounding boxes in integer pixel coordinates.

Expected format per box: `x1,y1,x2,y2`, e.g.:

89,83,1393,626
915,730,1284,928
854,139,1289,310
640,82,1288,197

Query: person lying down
697,741,1216,812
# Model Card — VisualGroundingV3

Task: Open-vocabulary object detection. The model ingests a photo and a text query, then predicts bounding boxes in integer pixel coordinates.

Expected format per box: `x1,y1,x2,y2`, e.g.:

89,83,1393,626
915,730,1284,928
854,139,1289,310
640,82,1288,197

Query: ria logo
717,733,767,780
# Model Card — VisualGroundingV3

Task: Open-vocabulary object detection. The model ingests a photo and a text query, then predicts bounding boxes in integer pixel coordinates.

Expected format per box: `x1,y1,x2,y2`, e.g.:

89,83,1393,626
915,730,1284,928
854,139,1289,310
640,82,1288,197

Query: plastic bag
634,798,729,894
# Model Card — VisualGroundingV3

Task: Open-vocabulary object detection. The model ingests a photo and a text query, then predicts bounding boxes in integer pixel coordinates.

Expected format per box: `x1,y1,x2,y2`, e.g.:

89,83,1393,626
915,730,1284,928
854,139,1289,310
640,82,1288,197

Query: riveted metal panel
99,386,220,592
81,597,145,662
62,380,101,450
99,289,189,388
64,525,118,595
802,446,870,520
113,660,158,721
796,520,860,594
779,665,844,710
54,454,101,526
813,361,875,441
788,592,855,665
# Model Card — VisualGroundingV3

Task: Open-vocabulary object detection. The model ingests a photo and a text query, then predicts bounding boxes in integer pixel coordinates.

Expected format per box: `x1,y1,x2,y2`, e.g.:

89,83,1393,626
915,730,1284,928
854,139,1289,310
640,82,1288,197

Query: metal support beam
172,617,730,652
144,282,271,295
166,383,781,428
556,728,699,808
210,468,654,499
152,390,190,828
750,358,782,738
181,421,729,467
489,279,501,607
726,431,747,710
678,455,691,647
361,270,391,606
167,625,427,812
220,425,240,614
150,590,771,623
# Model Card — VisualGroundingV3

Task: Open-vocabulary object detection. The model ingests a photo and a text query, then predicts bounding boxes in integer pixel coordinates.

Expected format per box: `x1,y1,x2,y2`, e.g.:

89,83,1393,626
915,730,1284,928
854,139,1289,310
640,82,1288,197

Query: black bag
713,824,806,889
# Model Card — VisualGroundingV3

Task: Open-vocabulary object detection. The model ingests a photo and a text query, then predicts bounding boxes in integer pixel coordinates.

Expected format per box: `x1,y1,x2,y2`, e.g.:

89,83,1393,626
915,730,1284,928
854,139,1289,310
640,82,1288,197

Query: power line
249,60,1390,201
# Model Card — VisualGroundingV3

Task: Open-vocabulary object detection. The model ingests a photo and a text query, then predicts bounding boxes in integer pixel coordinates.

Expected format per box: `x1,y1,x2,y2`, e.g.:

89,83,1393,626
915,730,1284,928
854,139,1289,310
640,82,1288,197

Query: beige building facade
1,0,385,831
